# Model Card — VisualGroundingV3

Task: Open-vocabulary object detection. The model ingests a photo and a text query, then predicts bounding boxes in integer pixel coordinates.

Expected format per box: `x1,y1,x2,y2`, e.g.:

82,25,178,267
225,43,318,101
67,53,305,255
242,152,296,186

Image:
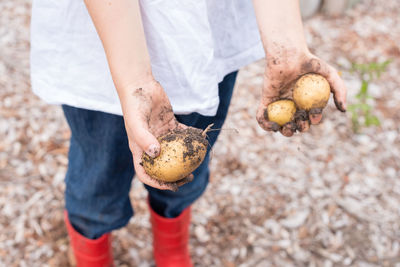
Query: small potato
293,74,330,110
142,128,208,182
267,100,297,126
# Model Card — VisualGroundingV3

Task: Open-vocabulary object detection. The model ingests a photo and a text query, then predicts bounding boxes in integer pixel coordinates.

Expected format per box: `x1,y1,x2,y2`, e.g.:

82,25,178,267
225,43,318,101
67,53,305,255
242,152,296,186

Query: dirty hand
119,78,193,191
256,49,347,137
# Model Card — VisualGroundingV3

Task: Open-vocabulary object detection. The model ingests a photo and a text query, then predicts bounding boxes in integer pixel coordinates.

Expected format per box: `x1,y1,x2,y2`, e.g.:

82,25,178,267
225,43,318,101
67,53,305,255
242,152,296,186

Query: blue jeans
63,71,238,239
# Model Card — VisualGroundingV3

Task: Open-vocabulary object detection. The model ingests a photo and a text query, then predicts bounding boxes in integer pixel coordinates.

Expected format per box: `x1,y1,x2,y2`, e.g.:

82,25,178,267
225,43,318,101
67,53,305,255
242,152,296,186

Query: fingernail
187,174,194,182
294,110,308,121
334,98,346,112
271,123,280,132
339,102,346,112
169,184,179,192
289,121,297,130
146,144,160,158
282,129,294,137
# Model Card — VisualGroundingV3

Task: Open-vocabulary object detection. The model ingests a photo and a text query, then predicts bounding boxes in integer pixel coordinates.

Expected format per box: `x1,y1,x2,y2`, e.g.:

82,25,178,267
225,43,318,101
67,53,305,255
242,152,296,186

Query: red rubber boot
64,211,114,267
149,204,193,267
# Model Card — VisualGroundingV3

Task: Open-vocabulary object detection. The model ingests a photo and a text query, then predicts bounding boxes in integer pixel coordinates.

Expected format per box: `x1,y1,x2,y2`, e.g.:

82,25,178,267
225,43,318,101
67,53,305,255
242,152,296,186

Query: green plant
347,60,391,133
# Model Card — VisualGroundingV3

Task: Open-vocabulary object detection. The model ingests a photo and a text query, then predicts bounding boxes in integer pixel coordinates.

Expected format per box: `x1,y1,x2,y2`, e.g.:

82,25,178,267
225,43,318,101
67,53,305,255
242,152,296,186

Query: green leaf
365,115,380,126
360,80,369,95
360,103,372,112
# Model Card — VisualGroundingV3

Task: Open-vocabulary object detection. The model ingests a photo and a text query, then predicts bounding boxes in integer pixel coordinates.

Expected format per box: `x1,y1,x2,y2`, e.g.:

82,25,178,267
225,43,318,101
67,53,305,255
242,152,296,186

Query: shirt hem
32,82,220,117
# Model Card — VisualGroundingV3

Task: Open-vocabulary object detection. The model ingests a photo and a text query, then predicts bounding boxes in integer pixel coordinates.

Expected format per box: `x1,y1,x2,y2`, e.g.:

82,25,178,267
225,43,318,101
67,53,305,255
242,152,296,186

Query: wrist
265,40,309,58
117,70,156,92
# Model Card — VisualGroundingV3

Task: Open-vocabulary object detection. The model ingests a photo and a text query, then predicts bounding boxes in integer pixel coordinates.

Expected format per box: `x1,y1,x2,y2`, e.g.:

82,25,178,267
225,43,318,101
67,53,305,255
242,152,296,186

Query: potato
293,74,330,110
267,100,297,126
142,128,208,182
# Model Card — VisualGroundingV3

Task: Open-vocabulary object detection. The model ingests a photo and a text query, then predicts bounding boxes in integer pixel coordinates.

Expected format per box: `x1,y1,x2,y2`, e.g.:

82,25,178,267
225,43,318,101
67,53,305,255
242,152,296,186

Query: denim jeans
63,71,238,239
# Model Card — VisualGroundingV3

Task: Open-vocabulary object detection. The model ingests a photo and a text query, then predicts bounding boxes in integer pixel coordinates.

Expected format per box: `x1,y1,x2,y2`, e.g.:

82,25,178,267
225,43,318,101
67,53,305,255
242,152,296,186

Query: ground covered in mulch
1,0,399,266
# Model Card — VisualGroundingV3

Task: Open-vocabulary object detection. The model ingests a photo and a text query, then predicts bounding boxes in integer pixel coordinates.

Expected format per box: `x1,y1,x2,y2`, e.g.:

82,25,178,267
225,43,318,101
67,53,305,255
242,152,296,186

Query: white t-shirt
30,0,265,116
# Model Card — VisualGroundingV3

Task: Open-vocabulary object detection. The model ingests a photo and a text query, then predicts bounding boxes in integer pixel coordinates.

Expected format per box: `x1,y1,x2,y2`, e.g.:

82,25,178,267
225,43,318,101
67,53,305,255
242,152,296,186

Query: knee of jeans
66,196,133,239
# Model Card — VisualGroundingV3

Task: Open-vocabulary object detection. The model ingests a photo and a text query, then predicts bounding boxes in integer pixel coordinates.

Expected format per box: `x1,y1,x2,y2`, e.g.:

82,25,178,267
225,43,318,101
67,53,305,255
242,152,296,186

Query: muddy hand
119,78,192,191
257,50,347,137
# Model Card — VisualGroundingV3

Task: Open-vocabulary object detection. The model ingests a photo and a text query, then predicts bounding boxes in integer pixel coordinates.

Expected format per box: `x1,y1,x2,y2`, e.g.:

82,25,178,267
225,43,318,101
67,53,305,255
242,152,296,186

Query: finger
176,122,188,130
132,143,178,191
321,66,347,112
309,108,323,125
296,119,310,132
136,162,179,191
309,113,322,125
294,110,309,132
280,127,294,137
175,174,194,187
159,117,187,135
256,107,281,132
280,122,296,137
129,118,160,158
136,165,178,191
147,174,194,192
259,120,281,132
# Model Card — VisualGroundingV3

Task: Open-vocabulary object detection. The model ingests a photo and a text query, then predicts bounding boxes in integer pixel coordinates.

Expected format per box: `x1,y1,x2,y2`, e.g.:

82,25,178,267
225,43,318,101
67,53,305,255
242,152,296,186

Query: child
31,0,346,266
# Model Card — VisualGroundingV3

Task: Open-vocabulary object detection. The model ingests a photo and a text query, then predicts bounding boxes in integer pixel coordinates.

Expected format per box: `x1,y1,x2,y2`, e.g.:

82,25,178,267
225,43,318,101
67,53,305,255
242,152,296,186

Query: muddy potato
293,73,330,110
267,100,297,126
142,128,208,183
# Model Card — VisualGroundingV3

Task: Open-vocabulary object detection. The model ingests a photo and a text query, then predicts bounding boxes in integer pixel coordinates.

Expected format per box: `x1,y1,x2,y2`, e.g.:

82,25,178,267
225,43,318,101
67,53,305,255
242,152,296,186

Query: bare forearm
84,0,153,92
252,0,308,55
